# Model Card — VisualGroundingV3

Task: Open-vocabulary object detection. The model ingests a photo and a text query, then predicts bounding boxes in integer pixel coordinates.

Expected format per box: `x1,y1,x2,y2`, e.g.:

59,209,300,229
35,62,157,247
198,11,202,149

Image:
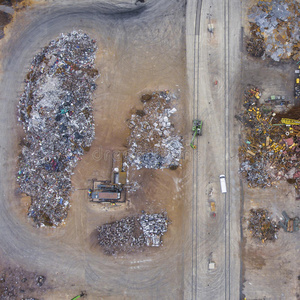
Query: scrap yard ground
0,0,299,299
0,0,190,299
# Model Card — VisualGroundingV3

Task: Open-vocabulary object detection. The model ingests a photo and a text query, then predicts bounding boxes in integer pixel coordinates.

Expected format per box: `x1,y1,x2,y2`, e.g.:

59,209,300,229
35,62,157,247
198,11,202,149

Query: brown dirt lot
0,0,191,298
241,182,300,299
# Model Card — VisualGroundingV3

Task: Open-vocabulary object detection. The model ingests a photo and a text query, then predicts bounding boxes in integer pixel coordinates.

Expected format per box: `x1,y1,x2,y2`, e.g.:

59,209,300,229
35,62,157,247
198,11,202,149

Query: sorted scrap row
17,31,99,227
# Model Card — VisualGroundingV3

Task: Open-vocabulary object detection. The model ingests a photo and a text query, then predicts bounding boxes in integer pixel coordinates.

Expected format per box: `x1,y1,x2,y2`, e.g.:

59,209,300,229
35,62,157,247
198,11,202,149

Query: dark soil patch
0,0,22,5
0,11,12,26
0,266,49,299
0,11,12,39
244,248,266,270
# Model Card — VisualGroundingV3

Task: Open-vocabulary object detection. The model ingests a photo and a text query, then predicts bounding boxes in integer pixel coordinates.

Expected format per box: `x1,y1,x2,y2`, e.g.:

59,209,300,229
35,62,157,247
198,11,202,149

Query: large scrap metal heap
127,91,183,170
247,0,300,61
17,31,98,227
238,88,300,192
239,89,300,243
97,213,169,254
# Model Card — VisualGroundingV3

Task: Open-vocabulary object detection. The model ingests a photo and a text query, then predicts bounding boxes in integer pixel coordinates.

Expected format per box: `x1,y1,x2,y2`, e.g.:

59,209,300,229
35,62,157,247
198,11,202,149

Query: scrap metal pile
127,91,183,170
238,88,300,191
248,208,278,242
139,213,169,247
17,31,98,227
248,0,300,61
246,23,266,57
97,212,168,254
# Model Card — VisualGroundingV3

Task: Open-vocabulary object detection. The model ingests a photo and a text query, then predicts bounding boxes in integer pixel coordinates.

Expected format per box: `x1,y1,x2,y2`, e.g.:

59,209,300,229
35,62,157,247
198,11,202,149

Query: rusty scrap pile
97,216,145,255
248,0,300,61
17,31,98,227
97,213,169,254
238,89,300,191
246,23,266,57
248,208,279,242
127,91,182,169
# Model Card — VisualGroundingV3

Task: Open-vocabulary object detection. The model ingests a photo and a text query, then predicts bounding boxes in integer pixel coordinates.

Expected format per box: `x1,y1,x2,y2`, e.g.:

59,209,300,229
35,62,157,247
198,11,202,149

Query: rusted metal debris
246,23,265,57
238,88,300,193
248,208,279,242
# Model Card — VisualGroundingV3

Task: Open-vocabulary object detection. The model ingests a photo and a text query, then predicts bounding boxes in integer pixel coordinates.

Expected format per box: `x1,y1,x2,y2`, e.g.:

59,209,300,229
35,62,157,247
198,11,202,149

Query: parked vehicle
210,201,216,218
219,175,227,193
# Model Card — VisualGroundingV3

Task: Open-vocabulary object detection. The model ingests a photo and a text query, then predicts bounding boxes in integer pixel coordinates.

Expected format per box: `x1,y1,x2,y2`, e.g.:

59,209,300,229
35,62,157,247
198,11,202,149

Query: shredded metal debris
127,91,183,170
17,31,99,227
238,88,300,192
248,208,279,242
97,212,169,254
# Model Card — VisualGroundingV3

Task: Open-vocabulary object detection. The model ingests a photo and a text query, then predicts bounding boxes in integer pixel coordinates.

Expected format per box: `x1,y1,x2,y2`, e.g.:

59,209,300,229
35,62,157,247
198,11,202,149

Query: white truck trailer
219,175,227,193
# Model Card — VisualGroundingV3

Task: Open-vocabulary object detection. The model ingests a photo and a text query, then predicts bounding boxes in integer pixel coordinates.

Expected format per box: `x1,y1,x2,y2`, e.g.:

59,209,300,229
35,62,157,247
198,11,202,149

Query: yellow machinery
210,202,216,218
281,118,300,125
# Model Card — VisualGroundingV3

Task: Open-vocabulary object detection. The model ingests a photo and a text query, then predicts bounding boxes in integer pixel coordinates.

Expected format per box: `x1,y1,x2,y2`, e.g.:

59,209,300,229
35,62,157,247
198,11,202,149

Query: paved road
185,0,243,299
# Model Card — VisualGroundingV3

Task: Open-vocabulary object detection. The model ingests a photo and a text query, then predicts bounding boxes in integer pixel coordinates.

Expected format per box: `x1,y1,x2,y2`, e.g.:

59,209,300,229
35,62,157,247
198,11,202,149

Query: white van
219,175,227,193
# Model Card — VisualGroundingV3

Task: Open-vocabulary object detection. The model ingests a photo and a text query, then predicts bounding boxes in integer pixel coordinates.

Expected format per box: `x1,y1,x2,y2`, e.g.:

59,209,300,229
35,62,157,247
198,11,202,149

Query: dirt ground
0,0,190,299
240,1,300,299
241,182,300,299
65,0,188,259
1,0,299,298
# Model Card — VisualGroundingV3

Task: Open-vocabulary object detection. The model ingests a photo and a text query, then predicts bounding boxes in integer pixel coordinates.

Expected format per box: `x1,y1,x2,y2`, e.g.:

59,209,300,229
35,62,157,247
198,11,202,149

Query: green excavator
190,119,203,149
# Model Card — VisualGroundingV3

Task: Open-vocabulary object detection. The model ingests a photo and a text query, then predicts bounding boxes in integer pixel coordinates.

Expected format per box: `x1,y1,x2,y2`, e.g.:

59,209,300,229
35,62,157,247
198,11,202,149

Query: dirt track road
185,0,242,299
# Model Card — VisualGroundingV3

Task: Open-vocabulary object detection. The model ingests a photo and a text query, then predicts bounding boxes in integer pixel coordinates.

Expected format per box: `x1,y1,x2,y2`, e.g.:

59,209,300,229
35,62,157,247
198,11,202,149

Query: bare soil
241,182,300,299
0,0,189,298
